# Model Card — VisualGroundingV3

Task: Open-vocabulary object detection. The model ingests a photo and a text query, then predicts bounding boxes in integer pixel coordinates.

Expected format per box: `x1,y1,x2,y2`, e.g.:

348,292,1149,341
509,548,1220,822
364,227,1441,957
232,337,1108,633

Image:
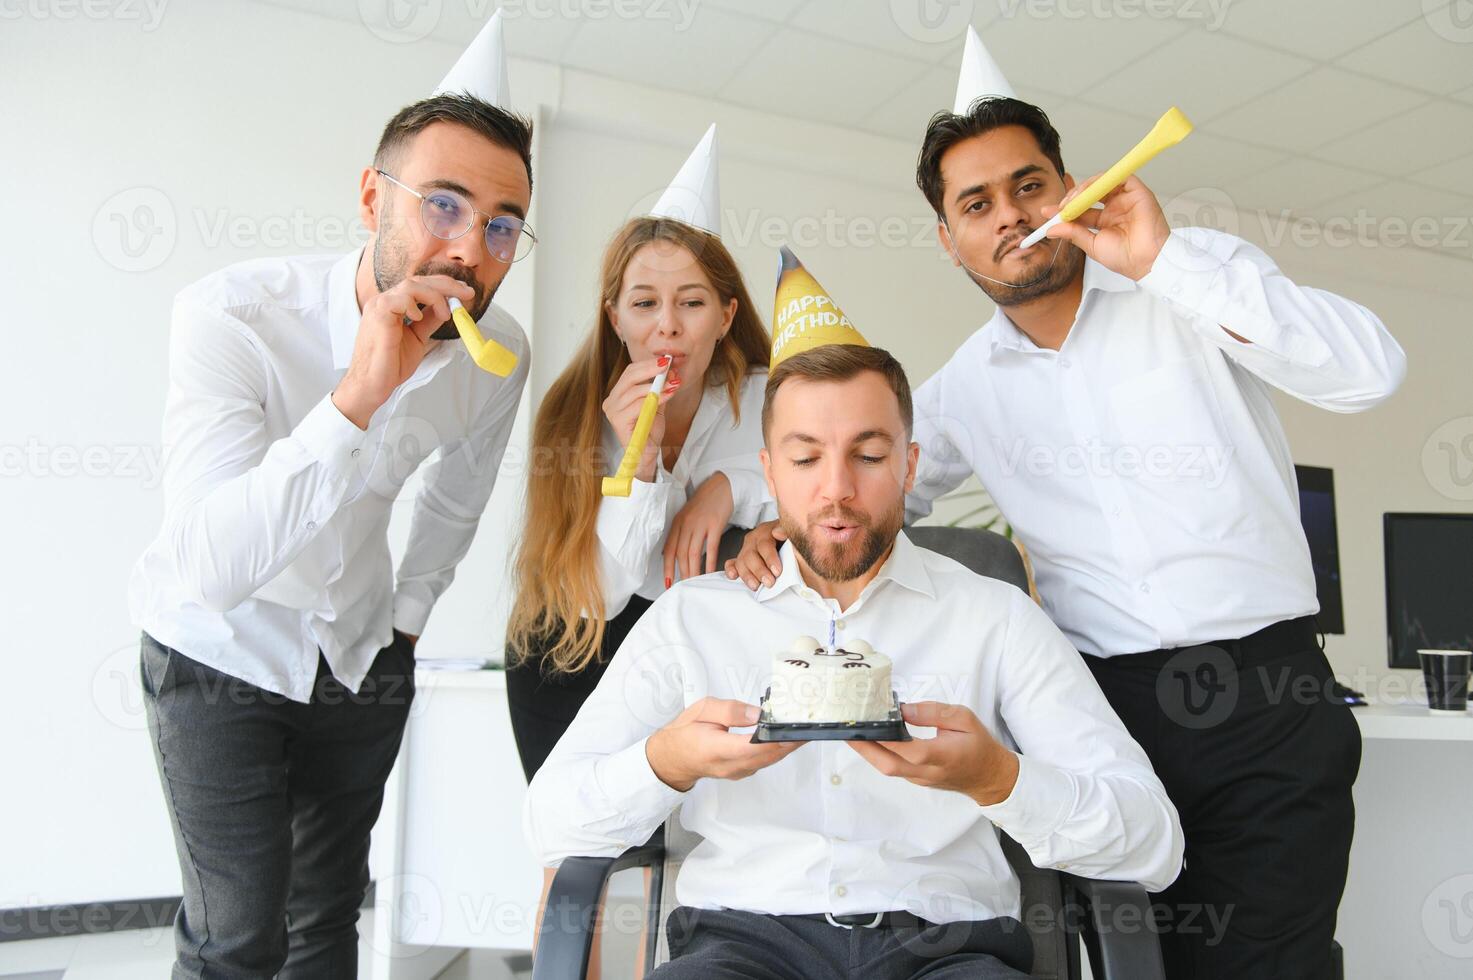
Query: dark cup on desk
1418,649,1471,713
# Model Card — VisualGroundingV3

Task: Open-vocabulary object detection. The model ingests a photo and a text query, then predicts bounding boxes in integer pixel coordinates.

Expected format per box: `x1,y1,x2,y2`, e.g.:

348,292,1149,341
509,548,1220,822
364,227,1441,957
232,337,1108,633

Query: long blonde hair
507,218,770,675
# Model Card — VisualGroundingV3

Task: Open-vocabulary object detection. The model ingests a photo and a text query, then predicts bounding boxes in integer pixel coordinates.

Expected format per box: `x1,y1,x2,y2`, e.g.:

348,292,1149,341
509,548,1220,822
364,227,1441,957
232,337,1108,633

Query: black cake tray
750,688,913,743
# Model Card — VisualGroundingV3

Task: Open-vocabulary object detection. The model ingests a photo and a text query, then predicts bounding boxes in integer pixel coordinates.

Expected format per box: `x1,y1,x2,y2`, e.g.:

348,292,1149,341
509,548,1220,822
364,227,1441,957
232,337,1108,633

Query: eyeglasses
376,170,536,264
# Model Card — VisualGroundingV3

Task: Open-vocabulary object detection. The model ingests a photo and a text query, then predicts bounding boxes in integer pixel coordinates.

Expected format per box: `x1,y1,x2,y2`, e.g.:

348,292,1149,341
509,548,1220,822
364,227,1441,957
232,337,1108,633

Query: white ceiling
271,0,1473,262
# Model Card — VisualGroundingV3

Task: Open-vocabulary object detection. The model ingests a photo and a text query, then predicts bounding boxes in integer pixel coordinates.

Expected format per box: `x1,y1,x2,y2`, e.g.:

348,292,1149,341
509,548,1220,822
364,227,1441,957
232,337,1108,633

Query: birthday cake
767,635,893,724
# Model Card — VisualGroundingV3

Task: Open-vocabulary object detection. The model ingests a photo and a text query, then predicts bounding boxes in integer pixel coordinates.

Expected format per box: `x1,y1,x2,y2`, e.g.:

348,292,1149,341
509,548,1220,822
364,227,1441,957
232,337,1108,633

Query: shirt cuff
977,754,1076,845
1138,232,1228,320
1140,233,1296,353
595,473,672,554
296,394,371,479
392,590,435,636
594,736,686,831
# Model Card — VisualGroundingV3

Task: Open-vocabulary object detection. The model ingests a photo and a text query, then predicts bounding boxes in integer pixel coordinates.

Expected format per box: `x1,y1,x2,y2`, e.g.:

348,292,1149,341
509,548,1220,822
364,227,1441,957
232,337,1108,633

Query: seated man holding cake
524,248,1183,980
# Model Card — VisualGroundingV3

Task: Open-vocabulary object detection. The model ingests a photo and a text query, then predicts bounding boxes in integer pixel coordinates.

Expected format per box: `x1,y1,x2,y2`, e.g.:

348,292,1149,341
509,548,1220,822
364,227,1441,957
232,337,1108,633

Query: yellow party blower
448,296,519,377
1016,106,1194,251
601,359,671,497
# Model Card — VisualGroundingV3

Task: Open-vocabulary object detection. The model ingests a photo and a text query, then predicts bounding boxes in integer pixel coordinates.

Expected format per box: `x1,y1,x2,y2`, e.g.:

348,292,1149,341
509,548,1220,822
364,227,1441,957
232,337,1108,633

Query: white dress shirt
595,368,771,619
525,533,1184,924
129,248,530,701
841,227,1401,658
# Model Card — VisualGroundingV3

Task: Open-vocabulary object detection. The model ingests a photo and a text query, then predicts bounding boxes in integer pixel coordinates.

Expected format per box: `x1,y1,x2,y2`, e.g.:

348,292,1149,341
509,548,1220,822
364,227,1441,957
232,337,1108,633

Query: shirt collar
755,531,937,607
328,248,364,371
986,254,1137,357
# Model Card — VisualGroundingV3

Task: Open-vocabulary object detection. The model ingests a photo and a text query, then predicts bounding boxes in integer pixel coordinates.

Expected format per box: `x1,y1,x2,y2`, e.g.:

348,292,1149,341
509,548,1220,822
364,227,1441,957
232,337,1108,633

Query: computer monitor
1384,513,1473,669
1295,465,1344,635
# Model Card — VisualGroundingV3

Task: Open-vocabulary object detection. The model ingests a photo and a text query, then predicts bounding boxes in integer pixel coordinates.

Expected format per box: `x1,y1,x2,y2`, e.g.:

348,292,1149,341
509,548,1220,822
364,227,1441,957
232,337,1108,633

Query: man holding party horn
128,15,533,977
727,26,1404,980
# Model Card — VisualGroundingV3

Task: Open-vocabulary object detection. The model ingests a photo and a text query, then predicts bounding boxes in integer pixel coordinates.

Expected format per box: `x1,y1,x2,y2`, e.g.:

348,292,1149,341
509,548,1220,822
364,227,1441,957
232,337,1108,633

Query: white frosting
768,634,893,723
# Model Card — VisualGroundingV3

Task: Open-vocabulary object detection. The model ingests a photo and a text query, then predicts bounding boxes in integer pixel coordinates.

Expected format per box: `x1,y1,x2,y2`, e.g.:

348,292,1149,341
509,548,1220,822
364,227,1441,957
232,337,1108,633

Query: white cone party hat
435,10,511,108
649,123,721,237
952,25,1015,114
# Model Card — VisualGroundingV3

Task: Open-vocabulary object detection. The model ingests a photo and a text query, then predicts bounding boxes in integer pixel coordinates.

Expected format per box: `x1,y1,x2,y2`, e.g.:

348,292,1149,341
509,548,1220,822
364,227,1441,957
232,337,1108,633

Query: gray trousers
651,905,1034,979
141,631,415,979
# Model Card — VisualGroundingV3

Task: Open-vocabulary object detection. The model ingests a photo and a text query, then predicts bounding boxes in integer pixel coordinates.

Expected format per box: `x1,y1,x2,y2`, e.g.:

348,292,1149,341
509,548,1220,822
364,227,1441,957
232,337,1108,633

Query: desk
369,668,542,980
1338,701,1473,978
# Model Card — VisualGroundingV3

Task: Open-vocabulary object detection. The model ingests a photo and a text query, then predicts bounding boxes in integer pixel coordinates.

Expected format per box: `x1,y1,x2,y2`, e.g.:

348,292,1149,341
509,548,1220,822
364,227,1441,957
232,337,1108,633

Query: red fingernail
658,355,671,366
664,576,672,589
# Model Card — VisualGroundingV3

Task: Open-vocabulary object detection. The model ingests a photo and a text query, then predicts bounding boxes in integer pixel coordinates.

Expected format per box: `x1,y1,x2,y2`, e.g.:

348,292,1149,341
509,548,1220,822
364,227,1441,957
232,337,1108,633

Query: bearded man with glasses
128,86,534,977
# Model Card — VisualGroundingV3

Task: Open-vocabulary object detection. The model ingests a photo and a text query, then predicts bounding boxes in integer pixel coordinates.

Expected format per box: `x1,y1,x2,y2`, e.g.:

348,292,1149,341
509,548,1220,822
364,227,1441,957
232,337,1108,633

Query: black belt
796,911,935,930
1106,614,1321,670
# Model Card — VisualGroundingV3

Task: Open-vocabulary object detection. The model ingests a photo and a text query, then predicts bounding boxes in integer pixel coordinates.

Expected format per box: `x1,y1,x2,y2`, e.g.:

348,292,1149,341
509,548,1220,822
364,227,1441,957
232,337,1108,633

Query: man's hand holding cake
851,701,1022,808
646,697,800,793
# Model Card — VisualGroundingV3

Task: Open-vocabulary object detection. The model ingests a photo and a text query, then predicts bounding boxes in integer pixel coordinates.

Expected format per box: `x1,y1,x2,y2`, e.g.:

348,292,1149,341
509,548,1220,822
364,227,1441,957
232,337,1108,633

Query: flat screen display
1295,465,1344,635
1384,513,1473,669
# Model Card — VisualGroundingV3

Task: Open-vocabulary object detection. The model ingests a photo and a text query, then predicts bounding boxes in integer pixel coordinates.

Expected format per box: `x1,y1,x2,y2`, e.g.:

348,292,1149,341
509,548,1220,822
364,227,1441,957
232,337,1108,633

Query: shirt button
835,620,846,630
350,448,361,458
830,773,842,786
1059,357,1071,368
306,520,317,530
835,886,847,898
1112,506,1122,517
1139,582,1150,593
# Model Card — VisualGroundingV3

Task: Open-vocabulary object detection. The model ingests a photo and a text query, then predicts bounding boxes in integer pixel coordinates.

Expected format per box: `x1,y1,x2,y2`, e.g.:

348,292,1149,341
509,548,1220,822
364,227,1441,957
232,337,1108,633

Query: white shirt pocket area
1105,352,1253,543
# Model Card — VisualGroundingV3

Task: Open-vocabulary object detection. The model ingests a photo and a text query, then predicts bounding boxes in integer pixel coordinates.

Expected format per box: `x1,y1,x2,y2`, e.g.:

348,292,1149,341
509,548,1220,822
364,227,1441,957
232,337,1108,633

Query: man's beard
372,215,494,339
782,496,904,584
959,228,1085,308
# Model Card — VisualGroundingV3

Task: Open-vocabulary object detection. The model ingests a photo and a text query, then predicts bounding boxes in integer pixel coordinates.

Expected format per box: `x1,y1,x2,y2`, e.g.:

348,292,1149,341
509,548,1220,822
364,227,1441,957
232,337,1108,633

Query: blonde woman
507,215,770,780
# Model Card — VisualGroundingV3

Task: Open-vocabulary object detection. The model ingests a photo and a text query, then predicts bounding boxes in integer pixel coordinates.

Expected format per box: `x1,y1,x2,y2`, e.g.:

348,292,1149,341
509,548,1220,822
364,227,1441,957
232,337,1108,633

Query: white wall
3,0,1468,913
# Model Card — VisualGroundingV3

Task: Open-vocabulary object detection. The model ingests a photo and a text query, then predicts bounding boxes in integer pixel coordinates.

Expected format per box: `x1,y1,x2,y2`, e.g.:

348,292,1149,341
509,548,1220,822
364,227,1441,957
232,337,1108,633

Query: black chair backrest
902,525,1028,594
715,524,1028,593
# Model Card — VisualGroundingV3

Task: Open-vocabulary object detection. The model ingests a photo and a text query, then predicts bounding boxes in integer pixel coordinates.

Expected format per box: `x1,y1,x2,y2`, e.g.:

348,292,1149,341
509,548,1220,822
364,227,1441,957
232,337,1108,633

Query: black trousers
650,906,1032,980
140,630,415,979
505,594,654,782
1083,616,1361,980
